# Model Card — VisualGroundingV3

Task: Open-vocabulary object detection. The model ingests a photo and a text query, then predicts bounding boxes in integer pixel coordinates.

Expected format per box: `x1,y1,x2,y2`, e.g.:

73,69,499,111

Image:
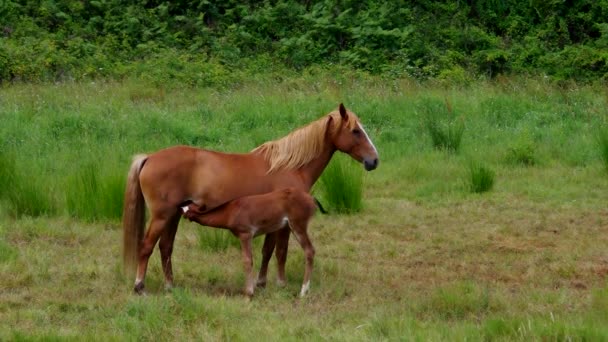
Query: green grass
0,151,56,218
599,127,608,172
420,97,465,153
197,227,241,252
65,162,125,221
316,153,364,214
1,76,608,339
468,161,496,193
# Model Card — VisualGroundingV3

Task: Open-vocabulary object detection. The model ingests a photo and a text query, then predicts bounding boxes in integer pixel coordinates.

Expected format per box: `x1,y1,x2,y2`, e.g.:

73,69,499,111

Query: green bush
2,1,608,83
506,139,536,166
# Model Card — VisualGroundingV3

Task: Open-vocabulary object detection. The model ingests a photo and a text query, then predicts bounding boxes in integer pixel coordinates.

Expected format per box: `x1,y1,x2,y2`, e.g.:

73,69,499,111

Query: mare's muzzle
364,158,379,171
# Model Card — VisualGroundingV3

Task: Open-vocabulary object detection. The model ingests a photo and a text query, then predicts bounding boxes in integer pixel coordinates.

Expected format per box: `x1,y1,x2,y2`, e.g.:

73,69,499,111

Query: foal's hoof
299,281,311,297
277,279,287,288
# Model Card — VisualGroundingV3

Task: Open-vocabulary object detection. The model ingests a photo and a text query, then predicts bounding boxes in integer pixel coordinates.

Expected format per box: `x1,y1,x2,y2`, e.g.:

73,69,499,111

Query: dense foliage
1,0,608,84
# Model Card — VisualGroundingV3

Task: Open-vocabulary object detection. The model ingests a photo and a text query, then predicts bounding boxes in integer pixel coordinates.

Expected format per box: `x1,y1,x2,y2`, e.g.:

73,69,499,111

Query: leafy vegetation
1,1,608,84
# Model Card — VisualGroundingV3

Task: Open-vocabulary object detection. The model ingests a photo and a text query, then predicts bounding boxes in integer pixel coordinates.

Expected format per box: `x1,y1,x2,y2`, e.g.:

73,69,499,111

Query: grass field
1,75,608,340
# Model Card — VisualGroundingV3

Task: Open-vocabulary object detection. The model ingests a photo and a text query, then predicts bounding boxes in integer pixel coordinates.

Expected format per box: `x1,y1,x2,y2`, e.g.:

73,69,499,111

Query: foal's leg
238,233,255,298
274,227,291,287
134,212,173,294
158,212,181,290
256,232,276,287
290,221,315,297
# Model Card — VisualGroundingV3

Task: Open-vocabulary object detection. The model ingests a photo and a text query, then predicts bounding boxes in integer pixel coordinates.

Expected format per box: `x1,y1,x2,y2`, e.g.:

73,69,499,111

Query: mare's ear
339,103,348,121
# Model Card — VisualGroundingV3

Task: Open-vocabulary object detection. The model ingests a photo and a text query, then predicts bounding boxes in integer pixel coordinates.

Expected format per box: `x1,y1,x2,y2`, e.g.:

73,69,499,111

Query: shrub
506,139,536,166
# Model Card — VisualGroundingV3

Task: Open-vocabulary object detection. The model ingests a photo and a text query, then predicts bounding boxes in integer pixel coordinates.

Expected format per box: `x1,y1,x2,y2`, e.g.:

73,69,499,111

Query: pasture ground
1,76,607,340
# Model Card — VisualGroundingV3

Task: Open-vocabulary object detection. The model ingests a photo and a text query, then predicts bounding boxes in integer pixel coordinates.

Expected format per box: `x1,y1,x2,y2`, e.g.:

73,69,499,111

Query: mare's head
328,104,379,171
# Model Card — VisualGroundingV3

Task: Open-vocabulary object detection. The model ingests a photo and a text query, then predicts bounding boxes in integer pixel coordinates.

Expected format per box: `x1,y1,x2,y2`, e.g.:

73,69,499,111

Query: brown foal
182,188,317,298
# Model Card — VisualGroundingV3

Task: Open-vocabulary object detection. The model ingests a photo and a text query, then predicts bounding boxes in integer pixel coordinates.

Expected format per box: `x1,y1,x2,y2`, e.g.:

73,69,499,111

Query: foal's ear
338,103,348,121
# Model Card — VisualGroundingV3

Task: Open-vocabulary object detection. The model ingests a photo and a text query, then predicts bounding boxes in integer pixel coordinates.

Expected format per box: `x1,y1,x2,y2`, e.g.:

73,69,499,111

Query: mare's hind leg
256,232,276,287
134,212,173,294
289,221,315,297
158,212,181,291
274,227,291,287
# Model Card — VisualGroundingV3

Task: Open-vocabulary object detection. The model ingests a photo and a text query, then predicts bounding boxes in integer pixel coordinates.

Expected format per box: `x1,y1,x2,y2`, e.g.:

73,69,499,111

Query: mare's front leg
274,227,291,287
158,212,181,291
256,232,276,287
238,232,255,298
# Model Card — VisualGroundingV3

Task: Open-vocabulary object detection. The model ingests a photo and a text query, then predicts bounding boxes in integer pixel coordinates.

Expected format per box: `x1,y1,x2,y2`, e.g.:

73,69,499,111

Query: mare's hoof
134,282,145,295
256,279,267,288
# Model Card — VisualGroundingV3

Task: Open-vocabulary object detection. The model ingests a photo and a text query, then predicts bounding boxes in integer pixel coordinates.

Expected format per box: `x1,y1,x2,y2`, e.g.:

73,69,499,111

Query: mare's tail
122,154,148,276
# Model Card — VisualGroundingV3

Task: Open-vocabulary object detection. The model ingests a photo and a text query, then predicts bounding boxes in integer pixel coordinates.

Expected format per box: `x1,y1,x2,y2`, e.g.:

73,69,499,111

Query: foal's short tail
313,197,328,214
122,154,148,276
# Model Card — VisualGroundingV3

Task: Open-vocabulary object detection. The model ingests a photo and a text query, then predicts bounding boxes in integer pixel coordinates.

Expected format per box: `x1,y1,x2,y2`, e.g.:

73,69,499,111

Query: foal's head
328,104,379,171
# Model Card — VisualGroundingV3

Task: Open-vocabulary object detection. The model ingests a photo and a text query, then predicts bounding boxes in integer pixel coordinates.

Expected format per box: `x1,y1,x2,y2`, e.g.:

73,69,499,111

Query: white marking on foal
300,281,310,297
357,122,378,155
181,206,189,213
249,225,258,235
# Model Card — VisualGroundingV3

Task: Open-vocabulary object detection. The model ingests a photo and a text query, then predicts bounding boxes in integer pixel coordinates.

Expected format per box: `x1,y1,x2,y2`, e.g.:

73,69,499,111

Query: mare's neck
298,143,336,189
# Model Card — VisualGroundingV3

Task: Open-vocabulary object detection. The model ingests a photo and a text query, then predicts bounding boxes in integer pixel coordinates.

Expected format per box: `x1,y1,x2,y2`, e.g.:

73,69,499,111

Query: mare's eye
352,129,361,135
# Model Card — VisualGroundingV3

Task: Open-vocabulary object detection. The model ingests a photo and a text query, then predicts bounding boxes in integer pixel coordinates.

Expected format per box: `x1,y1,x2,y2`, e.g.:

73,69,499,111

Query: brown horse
123,103,378,294
182,188,317,298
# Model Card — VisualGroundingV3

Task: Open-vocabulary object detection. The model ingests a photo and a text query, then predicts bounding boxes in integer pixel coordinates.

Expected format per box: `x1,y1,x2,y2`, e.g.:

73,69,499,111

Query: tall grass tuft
468,161,495,193
317,154,364,214
65,162,125,221
598,128,608,172
0,151,56,217
197,228,240,252
421,98,465,153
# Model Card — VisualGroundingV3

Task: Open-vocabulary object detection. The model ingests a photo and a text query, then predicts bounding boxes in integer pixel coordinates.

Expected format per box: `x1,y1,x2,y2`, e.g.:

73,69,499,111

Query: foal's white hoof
299,281,310,297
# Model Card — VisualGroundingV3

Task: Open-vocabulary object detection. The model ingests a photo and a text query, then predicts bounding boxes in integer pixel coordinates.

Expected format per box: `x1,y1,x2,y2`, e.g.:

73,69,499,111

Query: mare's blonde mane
252,110,356,173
